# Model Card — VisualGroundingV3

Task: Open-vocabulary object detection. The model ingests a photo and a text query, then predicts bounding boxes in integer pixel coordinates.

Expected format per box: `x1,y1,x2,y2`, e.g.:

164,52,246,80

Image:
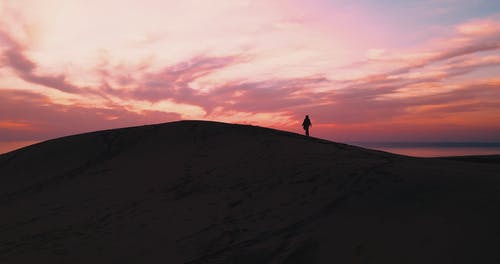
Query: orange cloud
0,121,33,129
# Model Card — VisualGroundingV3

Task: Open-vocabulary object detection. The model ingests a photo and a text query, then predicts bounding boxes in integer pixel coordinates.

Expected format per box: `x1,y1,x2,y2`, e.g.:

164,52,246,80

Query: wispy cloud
0,89,180,141
0,30,82,93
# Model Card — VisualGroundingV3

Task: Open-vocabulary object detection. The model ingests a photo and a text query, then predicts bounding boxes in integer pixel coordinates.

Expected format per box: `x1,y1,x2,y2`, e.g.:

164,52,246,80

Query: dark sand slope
1,121,499,263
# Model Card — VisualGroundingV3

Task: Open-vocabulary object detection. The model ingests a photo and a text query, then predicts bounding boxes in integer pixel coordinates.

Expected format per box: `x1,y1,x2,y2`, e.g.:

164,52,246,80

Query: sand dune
1,121,499,263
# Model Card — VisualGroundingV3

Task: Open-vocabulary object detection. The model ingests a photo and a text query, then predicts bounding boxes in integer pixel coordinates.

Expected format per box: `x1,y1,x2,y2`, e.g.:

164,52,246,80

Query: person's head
306,115,309,118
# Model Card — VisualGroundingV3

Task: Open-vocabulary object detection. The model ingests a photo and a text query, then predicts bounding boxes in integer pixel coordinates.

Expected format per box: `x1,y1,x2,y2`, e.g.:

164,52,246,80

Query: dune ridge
1,121,499,263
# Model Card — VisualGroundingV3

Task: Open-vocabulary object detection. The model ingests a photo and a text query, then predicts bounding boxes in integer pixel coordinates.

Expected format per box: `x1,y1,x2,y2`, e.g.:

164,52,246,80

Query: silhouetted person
302,115,312,136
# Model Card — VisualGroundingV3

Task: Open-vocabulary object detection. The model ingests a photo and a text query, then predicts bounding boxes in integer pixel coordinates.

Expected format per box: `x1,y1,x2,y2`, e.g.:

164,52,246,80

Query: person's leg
306,127,309,136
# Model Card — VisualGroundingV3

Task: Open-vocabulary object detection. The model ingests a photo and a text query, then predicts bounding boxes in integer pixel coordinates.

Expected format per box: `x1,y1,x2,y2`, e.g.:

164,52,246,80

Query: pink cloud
129,55,247,105
0,30,82,93
0,89,180,141
457,18,500,36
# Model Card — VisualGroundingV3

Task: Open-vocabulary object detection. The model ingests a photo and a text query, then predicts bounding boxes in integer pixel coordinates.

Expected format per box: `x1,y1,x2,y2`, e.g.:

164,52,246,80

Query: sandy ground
0,121,499,263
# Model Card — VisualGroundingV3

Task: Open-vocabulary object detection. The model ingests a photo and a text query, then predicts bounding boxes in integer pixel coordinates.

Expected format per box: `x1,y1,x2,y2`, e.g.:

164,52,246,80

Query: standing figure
302,115,312,136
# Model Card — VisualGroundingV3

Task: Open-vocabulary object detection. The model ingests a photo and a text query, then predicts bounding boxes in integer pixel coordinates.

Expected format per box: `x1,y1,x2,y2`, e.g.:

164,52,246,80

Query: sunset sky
1,0,500,153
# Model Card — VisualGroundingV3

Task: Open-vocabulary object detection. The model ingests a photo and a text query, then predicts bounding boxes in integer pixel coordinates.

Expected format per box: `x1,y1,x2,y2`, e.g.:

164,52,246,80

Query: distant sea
352,142,500,157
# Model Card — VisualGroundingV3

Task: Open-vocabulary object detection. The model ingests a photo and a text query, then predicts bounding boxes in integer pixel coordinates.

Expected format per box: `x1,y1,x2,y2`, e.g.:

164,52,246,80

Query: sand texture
1,121,499,263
